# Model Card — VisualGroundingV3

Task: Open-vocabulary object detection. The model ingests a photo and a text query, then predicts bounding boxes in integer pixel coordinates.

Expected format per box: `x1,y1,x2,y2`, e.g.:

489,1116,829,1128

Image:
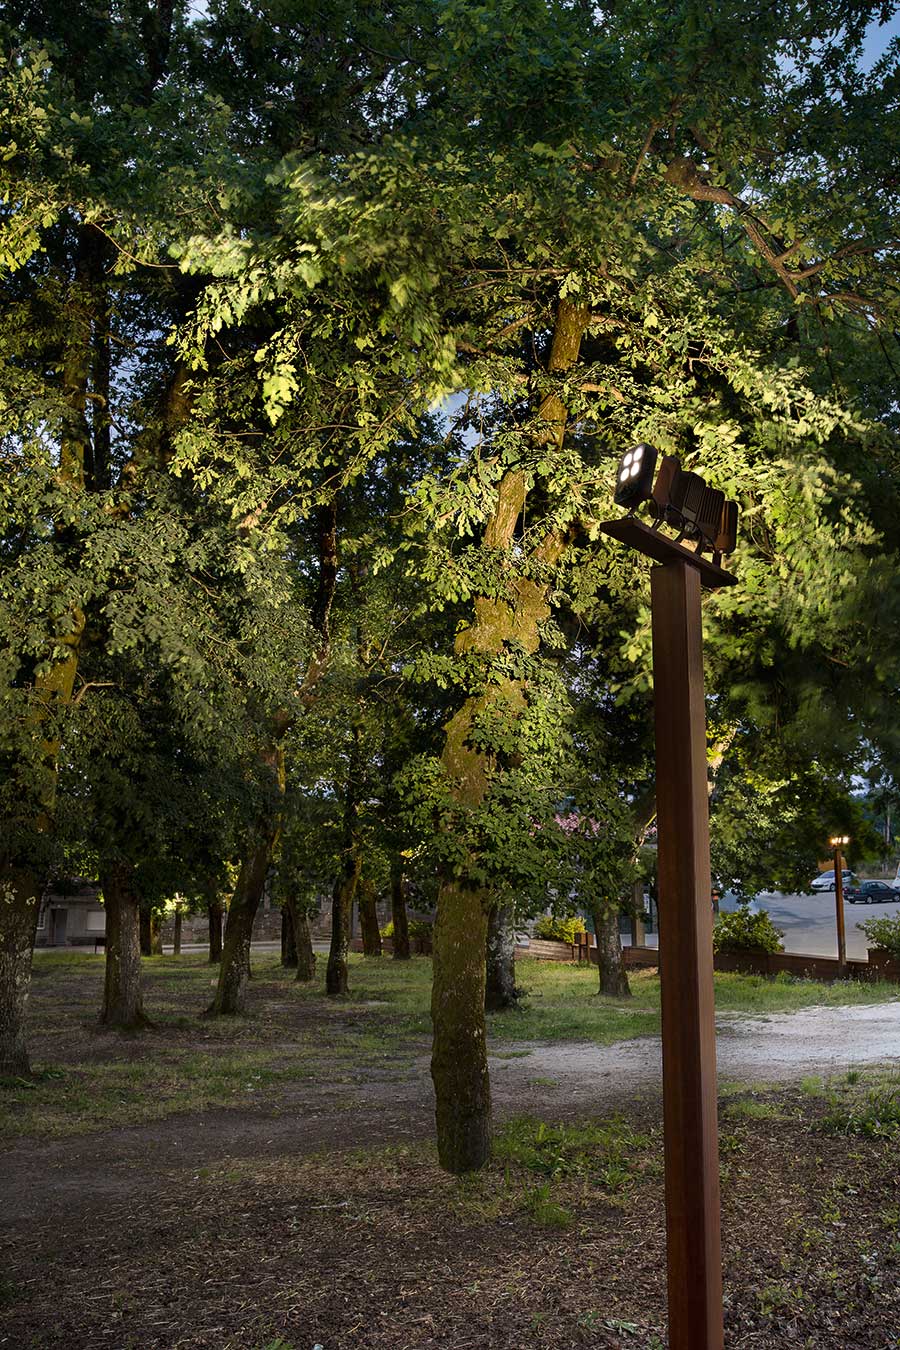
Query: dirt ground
3,959,900,1349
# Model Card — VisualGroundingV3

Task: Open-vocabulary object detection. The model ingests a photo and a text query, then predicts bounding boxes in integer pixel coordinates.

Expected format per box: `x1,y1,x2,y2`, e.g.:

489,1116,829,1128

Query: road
739,887,900,960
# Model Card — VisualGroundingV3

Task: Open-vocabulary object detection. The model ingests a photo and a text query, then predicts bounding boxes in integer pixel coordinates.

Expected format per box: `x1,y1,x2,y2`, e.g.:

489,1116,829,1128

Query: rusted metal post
651,558,724,1350
834,845,847,972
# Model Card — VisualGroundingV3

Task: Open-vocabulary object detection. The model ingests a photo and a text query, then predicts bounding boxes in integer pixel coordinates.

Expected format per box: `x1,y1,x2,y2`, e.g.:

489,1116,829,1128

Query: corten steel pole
651,558,724,1350
834,846,847,972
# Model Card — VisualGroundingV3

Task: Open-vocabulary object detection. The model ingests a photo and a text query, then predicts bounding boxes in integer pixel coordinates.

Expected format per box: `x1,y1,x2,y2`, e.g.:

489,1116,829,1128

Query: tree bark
326,855,361,996
430,297,589,1173
326,722,363,996
281,905,298,967
485,902,518,1011
99,863,147,1029
0,868,41,1078
208,836,271,1015
207,896,223,963
294,908,316,982
140,908,163,956
358,877,382,957
431,882,492,1172
591,904,631,998
390,856,411,960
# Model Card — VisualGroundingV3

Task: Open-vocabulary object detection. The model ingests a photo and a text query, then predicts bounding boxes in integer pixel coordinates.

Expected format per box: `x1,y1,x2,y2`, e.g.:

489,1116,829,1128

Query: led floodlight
714,500,738,561
613,442,658,509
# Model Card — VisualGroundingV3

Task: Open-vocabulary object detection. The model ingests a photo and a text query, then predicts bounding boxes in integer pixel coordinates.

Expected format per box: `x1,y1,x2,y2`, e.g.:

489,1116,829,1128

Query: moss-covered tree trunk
326,855,361,996
207,895,224,963
281,905,298,967
99,862,147,1029
358,877,382,957
431,298,588,1173
208,835,271,1015
591,905,631,998
390,857,411,960
432,883,492,1172
0,868,42,1078
139,908,163,956
485,902,518,1011
294,908,317,982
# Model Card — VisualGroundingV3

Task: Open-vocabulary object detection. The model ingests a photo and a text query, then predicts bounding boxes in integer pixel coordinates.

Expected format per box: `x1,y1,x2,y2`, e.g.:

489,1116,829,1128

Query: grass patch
522,1182,574,1229
494,1115,647,1186
820,1072,900,1138
9,949,899,1142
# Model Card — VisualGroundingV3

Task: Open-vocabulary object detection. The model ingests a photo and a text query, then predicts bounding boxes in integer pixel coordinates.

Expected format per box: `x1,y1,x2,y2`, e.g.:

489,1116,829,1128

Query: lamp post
601,447,739,1350
830,835,850,973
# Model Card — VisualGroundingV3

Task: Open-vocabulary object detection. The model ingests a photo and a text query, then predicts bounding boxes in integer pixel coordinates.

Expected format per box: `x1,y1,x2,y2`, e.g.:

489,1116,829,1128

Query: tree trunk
207,896,223,963
358,877,382,957
173,908,182,956
430,297,588,1173
281,905,298,967
140,908,163,956
0,868,41,1078
99,863,147,1029
431,882,492,1173
326,722,363,996
139,907,151,956
485,902,518,1011
591,905,631,998
294,908,317,982
326,856,361,995
390,857,411,960
208,836,271,1015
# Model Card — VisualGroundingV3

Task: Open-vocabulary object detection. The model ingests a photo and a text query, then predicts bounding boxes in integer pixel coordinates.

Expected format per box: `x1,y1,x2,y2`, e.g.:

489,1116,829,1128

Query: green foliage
380,918,432,941
713,907,784,955
494,1116,646,1183
532,914,586,944
857,915,900,958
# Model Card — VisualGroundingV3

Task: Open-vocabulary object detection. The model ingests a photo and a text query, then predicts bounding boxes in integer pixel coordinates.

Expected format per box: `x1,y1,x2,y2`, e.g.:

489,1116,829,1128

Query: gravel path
495,1000,900,1090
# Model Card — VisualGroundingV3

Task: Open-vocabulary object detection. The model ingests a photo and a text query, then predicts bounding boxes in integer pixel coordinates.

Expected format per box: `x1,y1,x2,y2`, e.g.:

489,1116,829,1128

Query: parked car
810,869,856,892
845,880,898,905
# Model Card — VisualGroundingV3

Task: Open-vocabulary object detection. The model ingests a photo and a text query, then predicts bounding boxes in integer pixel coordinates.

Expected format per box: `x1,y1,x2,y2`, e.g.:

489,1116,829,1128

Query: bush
532,914,587,944
857,914,900,958
713,907,783,954
379,918,433,941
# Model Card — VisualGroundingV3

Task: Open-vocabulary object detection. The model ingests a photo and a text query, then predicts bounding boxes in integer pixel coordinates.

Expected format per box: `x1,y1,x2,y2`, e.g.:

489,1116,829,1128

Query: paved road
740,887,900,960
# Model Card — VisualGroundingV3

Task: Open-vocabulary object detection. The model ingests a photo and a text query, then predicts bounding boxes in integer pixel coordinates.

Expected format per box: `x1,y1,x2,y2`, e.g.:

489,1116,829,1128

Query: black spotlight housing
613,442,658,509
714,500,738,559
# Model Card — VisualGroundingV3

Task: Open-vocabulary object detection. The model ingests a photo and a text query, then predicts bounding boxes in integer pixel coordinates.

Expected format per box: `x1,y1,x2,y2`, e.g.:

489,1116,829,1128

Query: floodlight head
715,500,738,557
613,443,658,509
650,455,680,520
829,835,850,848
666,467,706,537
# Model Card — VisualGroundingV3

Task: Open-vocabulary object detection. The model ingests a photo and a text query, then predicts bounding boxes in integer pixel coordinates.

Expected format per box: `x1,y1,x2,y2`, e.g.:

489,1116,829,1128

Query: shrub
379,918,433,941
713,907,783,954
857,914,900,958
532,914,587,944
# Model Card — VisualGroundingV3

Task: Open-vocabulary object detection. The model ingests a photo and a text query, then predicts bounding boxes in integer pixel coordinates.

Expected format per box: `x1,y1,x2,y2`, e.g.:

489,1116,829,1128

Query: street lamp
600,444,738,1350
830,835,850,972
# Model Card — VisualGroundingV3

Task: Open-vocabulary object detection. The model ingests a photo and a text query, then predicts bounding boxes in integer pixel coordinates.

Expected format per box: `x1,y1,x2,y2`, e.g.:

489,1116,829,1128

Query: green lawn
2,950,896,1141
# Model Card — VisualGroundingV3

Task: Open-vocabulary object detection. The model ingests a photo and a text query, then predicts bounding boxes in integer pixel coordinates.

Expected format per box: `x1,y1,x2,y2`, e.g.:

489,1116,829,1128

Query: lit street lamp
601,447,739,1350
830,834,851,972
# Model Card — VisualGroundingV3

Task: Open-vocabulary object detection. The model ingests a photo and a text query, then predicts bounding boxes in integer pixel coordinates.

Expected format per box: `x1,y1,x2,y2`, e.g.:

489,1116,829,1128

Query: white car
810,869,856,893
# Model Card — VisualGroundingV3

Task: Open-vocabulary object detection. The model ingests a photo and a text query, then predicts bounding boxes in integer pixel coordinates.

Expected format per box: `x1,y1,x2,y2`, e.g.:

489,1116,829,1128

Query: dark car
846,880,898,905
